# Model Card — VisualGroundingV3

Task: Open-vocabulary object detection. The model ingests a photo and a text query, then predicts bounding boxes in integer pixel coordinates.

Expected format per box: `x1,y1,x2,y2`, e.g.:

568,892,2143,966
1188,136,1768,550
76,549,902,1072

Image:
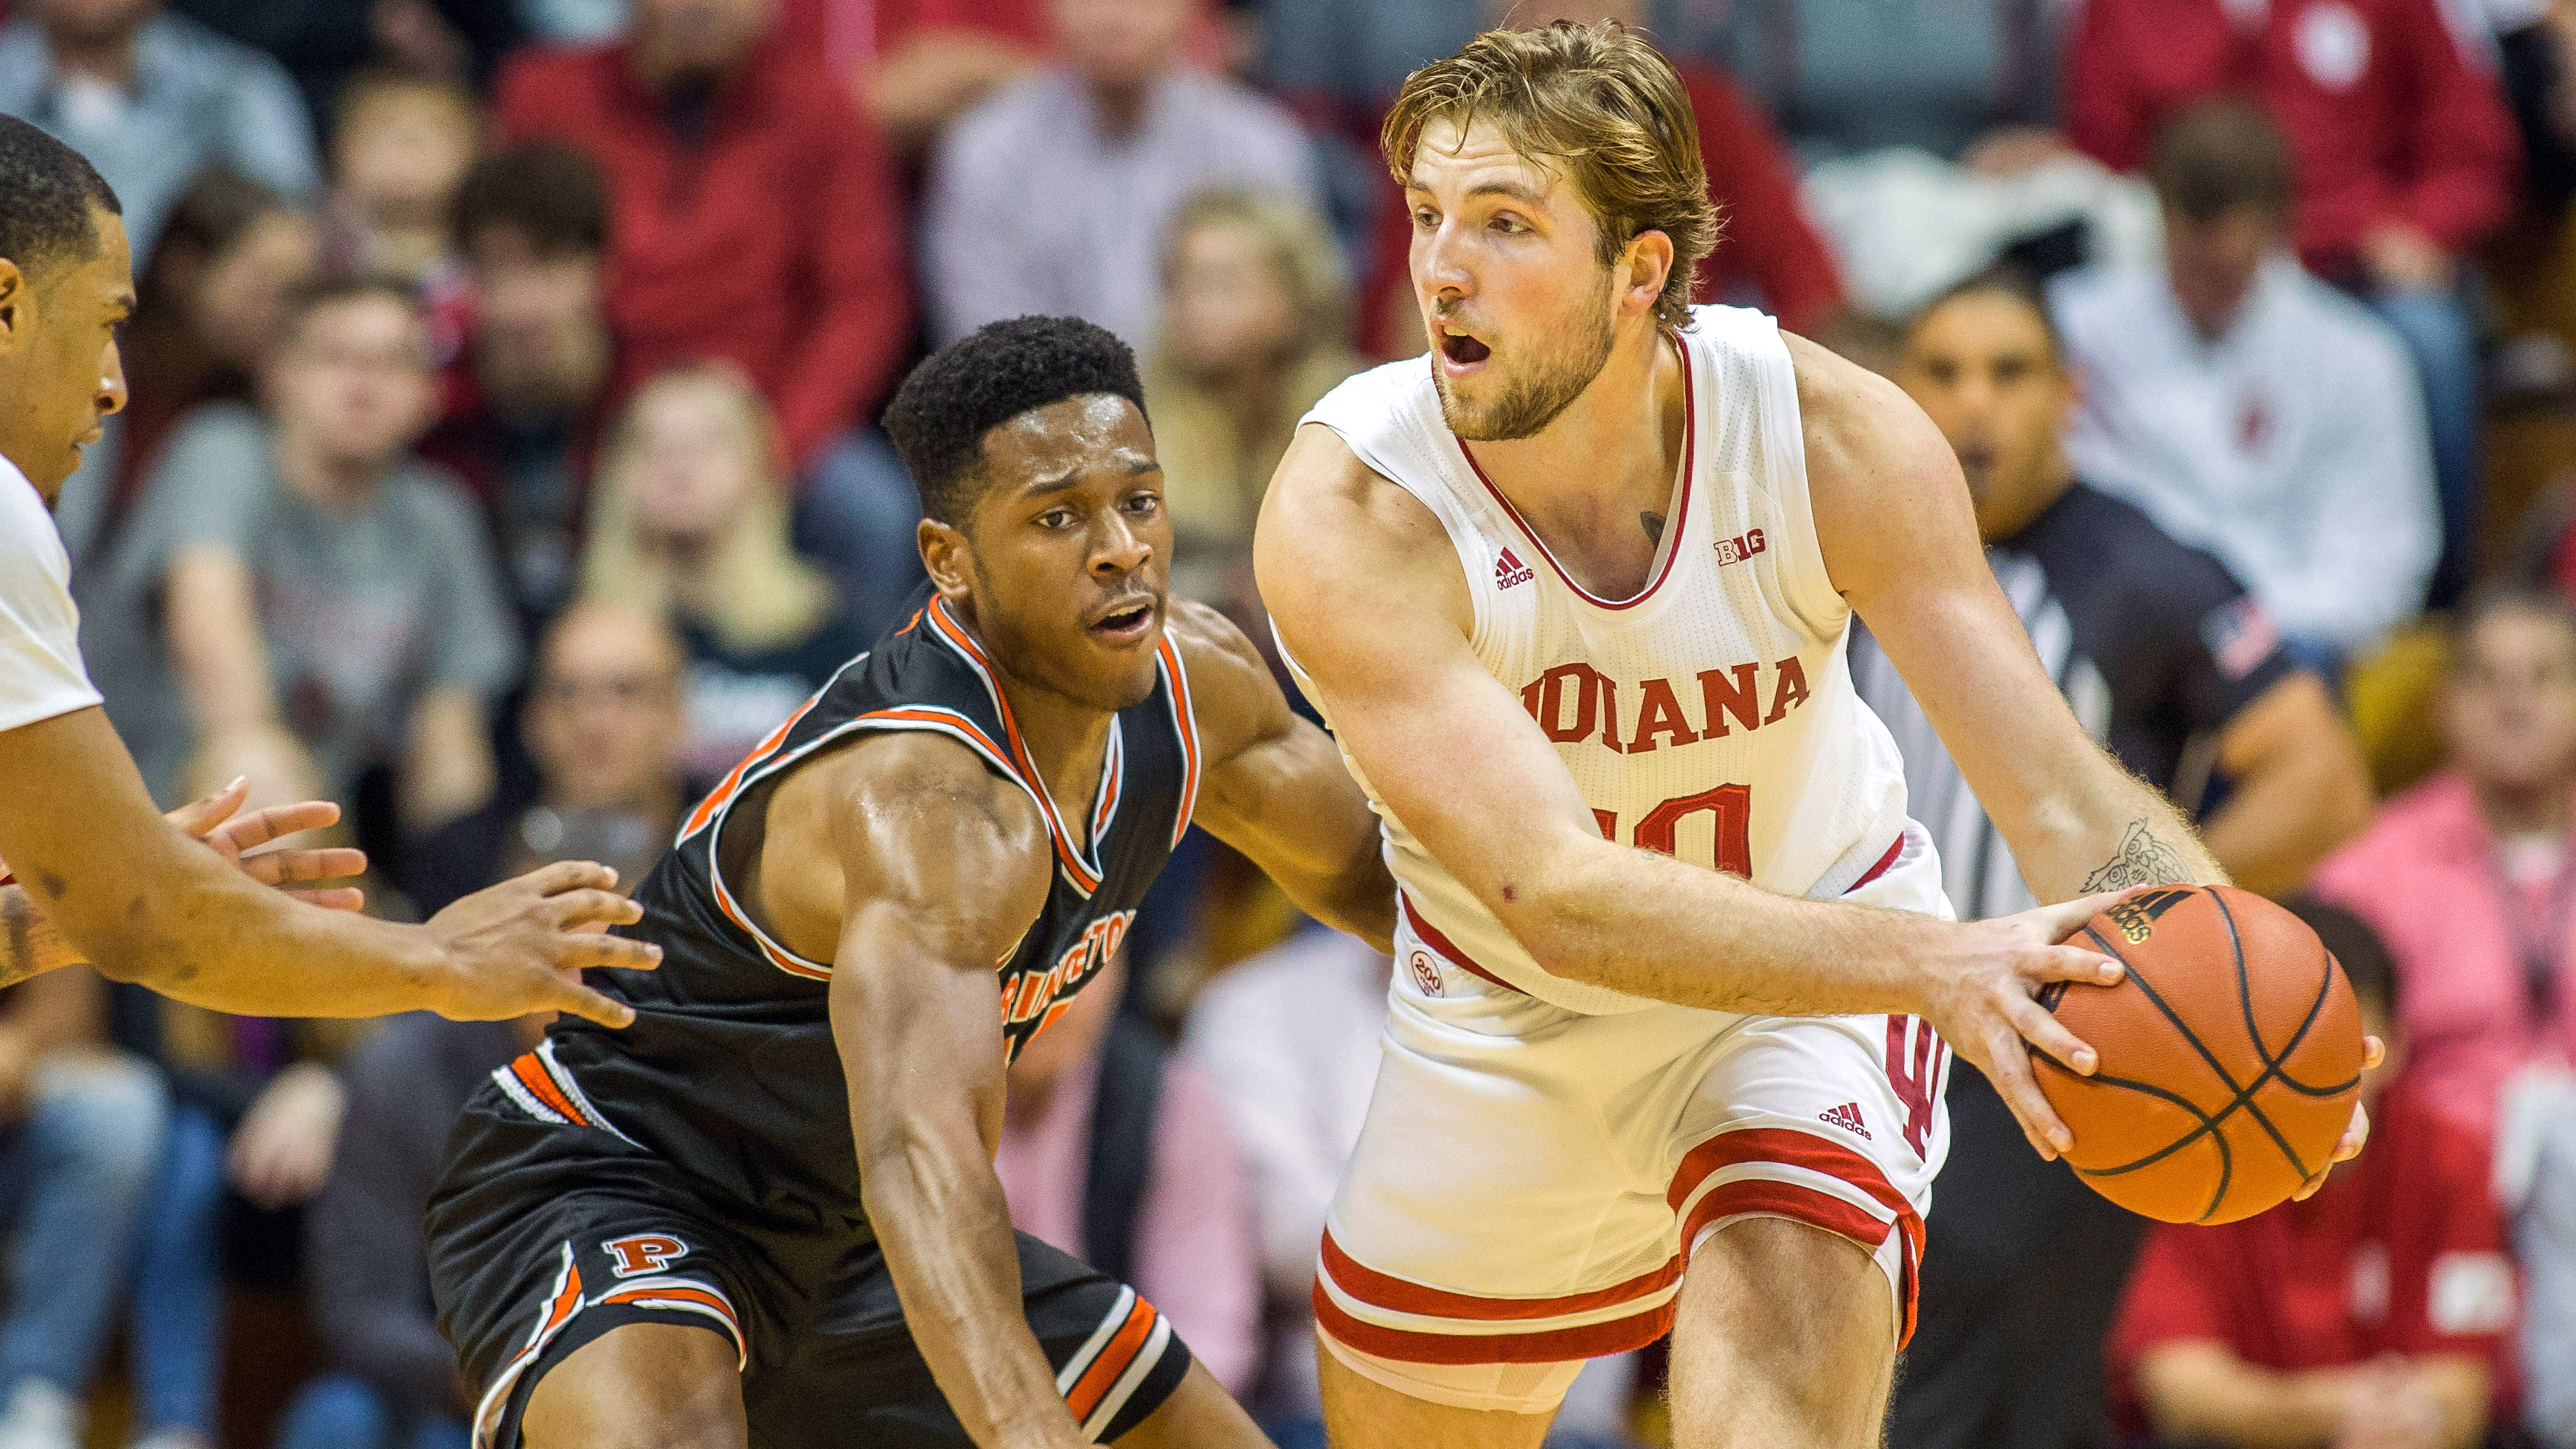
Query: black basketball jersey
531,585,1203,1230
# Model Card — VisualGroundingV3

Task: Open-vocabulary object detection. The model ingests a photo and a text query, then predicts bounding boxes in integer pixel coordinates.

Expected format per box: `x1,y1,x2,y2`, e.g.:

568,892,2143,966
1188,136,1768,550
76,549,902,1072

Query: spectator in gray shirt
923,0,1320,350
80,274,519,830
0,0,318,264
2523,1101,2576,1448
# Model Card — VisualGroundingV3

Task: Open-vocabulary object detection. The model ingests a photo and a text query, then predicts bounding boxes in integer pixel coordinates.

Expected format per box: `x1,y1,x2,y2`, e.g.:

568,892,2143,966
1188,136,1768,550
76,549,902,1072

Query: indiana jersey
526,583,1202,1227
1284,305,1915,1015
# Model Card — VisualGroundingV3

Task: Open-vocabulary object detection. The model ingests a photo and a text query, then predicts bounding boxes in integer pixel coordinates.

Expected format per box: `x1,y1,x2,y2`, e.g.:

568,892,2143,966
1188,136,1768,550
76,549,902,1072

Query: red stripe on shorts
1318,1229,1681,1323
1313,1281,1676,1366
1668,1127,1924,1347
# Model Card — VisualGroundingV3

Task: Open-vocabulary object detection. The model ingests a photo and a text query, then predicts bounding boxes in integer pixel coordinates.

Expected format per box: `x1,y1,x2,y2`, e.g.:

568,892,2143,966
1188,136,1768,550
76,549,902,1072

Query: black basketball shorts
426,1082,1192,1449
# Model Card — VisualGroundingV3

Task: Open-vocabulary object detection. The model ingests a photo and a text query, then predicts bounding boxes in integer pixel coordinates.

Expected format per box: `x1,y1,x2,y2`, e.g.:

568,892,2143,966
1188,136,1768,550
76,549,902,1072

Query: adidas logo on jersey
1819,1102,1870,1139
1495,548,1535,589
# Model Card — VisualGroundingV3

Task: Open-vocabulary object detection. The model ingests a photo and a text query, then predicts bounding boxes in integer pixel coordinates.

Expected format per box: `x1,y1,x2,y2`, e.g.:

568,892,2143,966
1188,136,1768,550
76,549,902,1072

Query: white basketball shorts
1316,824,1954,1414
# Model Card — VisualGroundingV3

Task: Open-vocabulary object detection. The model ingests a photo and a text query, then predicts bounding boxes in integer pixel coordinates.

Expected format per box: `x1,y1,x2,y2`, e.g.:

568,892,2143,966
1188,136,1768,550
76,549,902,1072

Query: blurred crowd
5,0,2576,1445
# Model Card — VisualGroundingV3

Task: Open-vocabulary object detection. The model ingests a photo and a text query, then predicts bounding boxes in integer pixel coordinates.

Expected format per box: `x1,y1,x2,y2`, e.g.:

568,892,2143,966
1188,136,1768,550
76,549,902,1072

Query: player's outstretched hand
2289,1040,2386,1202
421,861,662,1029
168,776,369,911
1914,889,2137,1163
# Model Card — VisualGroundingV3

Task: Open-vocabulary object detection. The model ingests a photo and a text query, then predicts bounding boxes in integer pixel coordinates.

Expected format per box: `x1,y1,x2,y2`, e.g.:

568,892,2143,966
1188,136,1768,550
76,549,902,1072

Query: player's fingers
240,846,369,886
2027,888,2144,944
287,886,368,913
549,976,641,1029
2026,943,2124,990
510,860,620,898
546,889,645,931
2007,992,2101,1077
167,776,250,840
214,800,342,852
551,934,662,974
1988,1047,2069,1159
2361,1034,2386,1071
2333,1101,2370,1164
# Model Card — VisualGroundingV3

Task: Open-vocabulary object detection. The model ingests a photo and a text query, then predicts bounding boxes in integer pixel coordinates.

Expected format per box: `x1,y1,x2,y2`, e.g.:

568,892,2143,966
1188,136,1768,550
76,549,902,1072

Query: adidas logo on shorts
1818,1102,1870,1140
1495,548,1535,589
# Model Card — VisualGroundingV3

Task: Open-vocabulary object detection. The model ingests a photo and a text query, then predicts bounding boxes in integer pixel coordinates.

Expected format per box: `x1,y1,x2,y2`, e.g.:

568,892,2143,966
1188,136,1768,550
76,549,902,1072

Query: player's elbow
1482,844,1619,985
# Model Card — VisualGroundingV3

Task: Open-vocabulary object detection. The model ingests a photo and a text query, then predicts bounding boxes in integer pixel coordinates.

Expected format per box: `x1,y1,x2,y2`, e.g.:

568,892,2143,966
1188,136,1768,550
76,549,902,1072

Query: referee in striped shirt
1861,268,2374,1449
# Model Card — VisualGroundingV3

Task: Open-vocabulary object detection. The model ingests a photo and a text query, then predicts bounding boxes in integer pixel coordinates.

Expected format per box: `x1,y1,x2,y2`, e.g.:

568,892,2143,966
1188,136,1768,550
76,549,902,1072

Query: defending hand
421,861,662,1029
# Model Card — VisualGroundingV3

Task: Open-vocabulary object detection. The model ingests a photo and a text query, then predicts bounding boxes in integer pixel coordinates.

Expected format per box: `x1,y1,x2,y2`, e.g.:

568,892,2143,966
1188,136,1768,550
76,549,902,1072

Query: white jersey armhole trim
1725,313,1847,639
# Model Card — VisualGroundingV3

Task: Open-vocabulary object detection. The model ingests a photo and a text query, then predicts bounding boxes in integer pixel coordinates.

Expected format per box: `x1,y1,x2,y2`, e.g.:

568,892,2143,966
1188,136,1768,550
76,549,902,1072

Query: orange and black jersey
534,582,1202,1226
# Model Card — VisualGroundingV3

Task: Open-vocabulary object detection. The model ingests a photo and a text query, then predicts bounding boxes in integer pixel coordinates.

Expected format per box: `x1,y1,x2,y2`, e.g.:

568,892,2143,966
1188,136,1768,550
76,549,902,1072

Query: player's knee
1680,1217,1893,1370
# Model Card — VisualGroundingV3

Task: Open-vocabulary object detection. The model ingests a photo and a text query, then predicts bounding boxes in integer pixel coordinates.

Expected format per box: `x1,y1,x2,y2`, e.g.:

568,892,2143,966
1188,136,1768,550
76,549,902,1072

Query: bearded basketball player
1254,23,2376,1449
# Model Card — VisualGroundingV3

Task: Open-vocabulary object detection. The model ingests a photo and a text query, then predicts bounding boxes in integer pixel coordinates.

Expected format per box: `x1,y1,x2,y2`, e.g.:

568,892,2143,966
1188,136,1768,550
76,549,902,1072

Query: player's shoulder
1255,423,1472,647
1782,328,1951,487
785,726,1050,854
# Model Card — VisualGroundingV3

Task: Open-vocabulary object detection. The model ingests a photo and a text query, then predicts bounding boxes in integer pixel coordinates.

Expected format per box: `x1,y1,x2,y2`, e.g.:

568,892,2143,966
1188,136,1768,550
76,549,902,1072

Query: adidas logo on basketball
1495,548,1535,589
1819,1102,1870,1139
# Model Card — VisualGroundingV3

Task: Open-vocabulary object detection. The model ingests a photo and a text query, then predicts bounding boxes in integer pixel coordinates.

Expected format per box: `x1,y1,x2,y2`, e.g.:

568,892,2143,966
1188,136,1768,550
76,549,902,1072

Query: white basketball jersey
1285,305,1915,1015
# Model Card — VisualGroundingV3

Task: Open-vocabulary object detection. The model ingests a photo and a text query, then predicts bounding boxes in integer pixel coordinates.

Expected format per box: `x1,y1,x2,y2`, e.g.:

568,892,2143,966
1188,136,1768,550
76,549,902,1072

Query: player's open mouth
1436,324,1490,367
1089,600,1156,642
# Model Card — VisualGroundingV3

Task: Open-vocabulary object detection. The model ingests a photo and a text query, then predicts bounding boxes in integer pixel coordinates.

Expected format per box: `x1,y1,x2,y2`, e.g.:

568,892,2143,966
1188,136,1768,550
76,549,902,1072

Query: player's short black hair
2280,895,2396,1016
451,141,610,259
0,114,120,282
1915,264,2064,363
884,316,1147,526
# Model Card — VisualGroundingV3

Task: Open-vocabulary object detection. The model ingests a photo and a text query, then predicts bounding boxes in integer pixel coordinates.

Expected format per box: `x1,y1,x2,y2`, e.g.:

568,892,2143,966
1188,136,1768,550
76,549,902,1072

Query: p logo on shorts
603,1234,690,1279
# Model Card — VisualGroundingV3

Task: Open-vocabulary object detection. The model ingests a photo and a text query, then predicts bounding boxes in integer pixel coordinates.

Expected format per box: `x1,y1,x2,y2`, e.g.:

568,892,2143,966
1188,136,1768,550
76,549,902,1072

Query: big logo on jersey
997,909,1135,1057
1517,658,1811,756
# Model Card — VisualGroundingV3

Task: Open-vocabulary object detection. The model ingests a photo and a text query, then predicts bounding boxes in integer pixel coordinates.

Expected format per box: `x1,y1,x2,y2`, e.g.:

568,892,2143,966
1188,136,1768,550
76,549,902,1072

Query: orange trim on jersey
926,598,1105,893
1313,1283,1674,1366
1157,637,1200,846
681,689,830,840
509,1053,587,1127
1065,1296,1159,1422
1456,333,1696,614
1399,892,1524,995
1090,722,1122,847
1319,1229,1679,1323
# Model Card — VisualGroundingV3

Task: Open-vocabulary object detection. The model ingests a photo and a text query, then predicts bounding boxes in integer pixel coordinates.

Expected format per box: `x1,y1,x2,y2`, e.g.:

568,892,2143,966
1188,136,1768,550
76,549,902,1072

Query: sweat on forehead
883,316,1148,525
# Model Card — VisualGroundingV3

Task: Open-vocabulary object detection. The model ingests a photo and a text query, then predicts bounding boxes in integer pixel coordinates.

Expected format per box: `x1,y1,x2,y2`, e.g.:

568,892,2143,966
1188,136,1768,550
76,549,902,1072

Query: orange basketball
2032,885,2366,1224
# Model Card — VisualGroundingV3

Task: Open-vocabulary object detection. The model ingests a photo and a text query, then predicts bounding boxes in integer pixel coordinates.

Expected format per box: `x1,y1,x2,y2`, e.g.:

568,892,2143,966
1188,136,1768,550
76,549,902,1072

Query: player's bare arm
1791,332,2376,1174
0,776,365,990
754,729,1097,1449
0,704,659,1023
1260,425,2131,1153
1164,598,1396,953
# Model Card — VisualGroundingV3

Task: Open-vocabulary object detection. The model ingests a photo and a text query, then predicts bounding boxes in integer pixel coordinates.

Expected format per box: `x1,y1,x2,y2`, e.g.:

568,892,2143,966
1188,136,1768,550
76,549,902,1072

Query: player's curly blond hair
1381,21,1719,329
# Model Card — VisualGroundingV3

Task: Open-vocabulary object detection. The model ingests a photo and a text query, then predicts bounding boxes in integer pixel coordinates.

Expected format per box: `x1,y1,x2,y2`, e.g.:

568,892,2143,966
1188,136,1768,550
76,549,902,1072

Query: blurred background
2,0,2572,1445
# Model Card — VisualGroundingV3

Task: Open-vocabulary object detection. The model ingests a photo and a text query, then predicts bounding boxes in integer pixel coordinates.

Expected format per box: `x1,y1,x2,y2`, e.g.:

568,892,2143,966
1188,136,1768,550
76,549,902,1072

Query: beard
1432,288,1618,443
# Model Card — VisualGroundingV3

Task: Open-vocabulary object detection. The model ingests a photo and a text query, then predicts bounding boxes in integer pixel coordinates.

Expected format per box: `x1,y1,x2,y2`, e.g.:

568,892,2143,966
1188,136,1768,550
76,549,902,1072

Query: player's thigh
1109,1360,1275,1449
1669,1216,1895,1449
521,1321,748,1449
1316,1340,1552,1449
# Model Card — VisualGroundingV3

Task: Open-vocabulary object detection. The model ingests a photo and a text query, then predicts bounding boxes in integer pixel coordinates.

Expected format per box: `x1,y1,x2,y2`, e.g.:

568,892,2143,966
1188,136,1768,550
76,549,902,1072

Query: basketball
2032,886,2367,1225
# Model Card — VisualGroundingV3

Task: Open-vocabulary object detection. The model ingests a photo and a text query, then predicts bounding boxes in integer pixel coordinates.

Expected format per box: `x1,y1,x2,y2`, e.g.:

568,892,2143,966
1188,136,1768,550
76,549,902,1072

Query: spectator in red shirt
1359,0,1844,358
2063,0,2518,610
2110,897,2520,1449
489,0,913,477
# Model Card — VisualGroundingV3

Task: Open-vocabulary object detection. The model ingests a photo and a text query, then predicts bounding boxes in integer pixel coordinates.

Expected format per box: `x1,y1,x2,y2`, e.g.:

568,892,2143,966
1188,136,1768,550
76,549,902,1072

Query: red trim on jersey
1319,1229,1680,1322
1157,636,1201,847
926,598,1105,893
1847,835,1904,894
1399,891,1524,995
1066,1296,1159,1422
0,870,14,889
1313,1283,1676,1365
1454,334,1697,614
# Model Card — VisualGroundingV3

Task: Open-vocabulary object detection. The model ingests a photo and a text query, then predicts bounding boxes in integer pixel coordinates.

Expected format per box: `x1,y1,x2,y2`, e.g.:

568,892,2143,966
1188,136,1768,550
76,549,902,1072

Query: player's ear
918,515,973,602
0,259,24,358
1620,229,1673,318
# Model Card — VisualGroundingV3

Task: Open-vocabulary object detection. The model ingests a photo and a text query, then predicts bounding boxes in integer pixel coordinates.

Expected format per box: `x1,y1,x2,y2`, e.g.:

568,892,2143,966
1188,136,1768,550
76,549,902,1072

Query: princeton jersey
1287,305,1912,1015
531,583,1202,1226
